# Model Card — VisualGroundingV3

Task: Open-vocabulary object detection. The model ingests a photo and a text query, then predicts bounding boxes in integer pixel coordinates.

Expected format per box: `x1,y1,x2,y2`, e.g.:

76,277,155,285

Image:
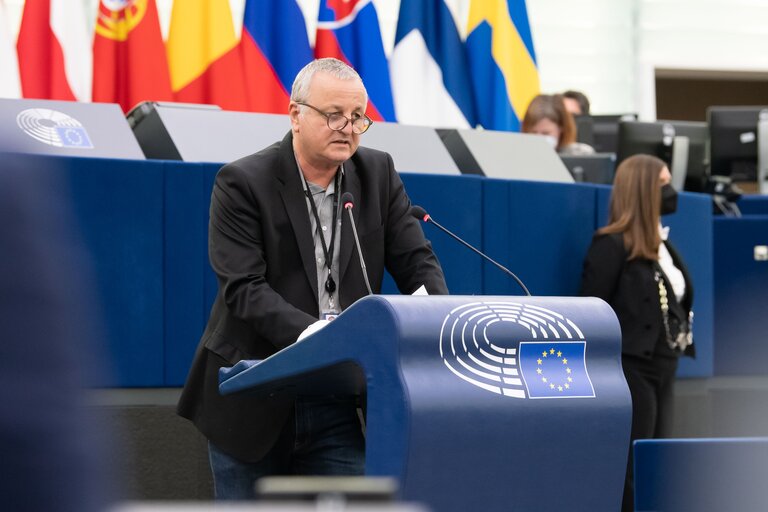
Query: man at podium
177,58,448,500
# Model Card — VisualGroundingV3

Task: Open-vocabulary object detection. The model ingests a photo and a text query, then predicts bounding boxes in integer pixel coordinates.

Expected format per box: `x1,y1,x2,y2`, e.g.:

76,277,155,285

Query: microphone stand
343,201,373,295
414,208,531,296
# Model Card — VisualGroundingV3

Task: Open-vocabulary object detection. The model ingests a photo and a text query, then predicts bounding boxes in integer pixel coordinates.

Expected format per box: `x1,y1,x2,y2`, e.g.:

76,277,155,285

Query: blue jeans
208,396,366,500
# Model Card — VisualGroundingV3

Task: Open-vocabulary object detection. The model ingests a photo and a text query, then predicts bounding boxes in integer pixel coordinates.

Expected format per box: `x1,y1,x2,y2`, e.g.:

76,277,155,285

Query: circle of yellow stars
536,348,573,392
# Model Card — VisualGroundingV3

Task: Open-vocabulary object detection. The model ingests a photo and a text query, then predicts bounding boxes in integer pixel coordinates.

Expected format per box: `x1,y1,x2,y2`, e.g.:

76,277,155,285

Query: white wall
635,0,768,119
526,0,637,114
4,0,768,118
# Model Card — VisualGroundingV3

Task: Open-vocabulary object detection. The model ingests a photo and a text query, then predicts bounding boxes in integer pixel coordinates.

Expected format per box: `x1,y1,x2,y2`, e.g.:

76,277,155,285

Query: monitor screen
585,113,637,153
708,106,768,183
617,120,709,192
574,115,594,147
559,153,616,185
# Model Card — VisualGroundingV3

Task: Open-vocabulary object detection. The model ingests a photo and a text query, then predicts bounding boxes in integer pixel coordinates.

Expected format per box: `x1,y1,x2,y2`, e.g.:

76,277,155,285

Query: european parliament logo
16,108,94,149
519,342,595,399
54,126,93,148
438,301,595,399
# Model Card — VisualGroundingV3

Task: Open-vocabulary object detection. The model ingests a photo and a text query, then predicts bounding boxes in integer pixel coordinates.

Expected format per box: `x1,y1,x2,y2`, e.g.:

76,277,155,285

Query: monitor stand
670,135,690,191
758,113,768,194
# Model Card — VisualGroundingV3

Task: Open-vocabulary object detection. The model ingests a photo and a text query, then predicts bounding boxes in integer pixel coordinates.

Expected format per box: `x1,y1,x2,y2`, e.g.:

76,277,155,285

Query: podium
219,295,631,512
0,98,144,160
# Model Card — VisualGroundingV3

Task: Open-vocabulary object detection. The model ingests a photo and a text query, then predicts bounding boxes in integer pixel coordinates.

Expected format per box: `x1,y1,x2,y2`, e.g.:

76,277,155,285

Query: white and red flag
0,0,21,98
16,0,91,101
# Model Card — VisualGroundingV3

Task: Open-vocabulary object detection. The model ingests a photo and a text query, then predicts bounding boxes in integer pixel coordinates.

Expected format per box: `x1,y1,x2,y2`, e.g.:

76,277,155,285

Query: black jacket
177,132,448,461
580,232,693,359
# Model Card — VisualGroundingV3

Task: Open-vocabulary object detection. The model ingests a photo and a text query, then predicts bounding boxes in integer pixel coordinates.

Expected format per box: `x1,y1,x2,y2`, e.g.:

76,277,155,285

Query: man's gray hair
290,58,367,103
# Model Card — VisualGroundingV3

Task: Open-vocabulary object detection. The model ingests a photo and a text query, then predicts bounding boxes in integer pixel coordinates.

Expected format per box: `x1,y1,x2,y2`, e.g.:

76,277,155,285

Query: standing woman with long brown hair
580,154,695,512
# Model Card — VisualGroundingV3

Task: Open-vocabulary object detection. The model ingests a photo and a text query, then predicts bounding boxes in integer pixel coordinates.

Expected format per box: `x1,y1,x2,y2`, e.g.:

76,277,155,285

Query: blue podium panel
381,173,484,295
219,295,631,512
737,195,768,215
63,156,164,386
483,179,597,296
662,192,714,377
634,438,768,512
594,185,612,227
714,216,768,375
202,164,222,316
163,162,208,386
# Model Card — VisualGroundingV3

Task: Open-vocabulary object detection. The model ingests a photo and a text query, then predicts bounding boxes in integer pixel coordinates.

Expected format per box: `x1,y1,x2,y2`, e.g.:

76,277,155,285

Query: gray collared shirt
296,162,343,318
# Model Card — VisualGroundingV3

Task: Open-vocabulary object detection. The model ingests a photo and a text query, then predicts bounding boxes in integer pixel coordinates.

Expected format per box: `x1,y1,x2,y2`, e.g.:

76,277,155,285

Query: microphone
411,205,531,296
341,192,373,295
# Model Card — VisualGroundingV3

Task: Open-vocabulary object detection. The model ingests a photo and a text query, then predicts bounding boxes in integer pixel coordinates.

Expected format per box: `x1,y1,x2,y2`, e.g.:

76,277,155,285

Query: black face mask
660,184,678,215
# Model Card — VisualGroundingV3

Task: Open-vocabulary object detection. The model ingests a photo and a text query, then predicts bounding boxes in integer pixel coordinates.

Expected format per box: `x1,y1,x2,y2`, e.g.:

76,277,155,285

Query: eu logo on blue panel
519,342,595,399
55,126,94,149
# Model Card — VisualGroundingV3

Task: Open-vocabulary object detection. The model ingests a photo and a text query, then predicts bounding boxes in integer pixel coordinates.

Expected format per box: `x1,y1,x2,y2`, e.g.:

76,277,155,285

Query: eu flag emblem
55,126,94,149
519,342,595,399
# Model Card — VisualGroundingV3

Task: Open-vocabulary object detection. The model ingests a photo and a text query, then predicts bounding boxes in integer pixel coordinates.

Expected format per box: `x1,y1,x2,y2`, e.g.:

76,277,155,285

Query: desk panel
664,193,714,377
635,438,768,512
164,162,208,386
737,195,768,215
382,173,484,295
65,157,164,386
483,179,597,297
2,155,731,386
714,216,768,375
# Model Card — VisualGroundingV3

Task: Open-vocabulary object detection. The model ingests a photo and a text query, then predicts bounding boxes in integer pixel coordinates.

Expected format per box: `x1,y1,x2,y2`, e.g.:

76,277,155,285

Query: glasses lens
352,117,371,134
327,114,348,131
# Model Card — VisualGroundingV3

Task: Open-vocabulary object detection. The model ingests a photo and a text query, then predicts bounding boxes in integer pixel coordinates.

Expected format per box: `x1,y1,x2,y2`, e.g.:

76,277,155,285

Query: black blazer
580,232,693,359
177,132,448,461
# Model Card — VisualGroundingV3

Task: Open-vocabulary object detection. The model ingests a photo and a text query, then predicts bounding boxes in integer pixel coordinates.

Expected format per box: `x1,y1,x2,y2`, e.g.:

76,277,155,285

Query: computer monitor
581,113,638,153
708,106,768,194
559,153,616,185
617,120,709,192
574,115,595,147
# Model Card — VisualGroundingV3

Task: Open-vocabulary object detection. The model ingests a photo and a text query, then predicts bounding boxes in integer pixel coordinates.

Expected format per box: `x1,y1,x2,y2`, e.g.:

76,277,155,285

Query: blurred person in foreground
522,93,595,156
580,154,695,512
177,58,448,500
0,153,112,512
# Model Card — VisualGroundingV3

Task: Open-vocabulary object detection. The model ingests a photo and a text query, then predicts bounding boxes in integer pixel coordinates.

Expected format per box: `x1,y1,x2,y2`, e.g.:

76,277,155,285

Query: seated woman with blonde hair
521,94,595,156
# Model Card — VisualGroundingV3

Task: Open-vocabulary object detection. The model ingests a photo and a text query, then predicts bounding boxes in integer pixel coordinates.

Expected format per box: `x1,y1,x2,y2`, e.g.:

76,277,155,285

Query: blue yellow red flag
166,0,250,111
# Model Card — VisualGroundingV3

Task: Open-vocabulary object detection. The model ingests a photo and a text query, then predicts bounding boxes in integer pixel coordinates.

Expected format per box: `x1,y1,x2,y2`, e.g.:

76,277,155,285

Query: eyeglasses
296,102,373,135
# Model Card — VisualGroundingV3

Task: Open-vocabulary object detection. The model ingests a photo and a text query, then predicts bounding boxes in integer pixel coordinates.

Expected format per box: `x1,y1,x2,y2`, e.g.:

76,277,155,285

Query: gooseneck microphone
411,205,531,296
341,192,373,295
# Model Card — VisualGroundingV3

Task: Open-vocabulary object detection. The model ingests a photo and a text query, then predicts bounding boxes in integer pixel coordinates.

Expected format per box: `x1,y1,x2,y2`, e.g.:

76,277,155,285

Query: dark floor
91,389,213,501
94,377,768,501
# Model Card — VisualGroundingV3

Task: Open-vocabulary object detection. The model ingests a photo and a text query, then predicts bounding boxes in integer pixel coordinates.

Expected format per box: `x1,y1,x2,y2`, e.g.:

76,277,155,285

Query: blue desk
0,154,722,386
713,215,768,375
634,438,768,512
737,194,768,215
